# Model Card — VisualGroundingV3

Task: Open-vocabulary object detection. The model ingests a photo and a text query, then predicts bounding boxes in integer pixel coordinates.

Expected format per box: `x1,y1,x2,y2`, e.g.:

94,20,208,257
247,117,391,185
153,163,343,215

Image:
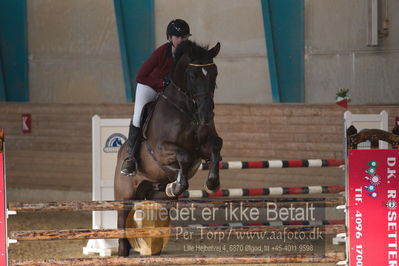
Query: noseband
188,62,216,98
188,63,215,67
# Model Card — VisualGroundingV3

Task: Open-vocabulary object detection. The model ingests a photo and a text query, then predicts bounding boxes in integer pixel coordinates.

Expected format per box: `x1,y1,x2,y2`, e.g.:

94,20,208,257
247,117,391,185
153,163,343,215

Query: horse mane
173,40,209,65
170,40,211,83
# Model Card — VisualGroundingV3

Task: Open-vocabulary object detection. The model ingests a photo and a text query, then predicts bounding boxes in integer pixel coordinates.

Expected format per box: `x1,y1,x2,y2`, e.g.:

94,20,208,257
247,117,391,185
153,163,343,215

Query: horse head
172,40,221,125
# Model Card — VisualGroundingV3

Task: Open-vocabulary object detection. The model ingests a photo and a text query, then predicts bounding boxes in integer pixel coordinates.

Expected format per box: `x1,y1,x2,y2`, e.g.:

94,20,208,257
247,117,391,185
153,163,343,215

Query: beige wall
27,0,272,104
305,0,399,104
2,103,399,194
26,0,399,104
28,0,126,103
154,0,272,103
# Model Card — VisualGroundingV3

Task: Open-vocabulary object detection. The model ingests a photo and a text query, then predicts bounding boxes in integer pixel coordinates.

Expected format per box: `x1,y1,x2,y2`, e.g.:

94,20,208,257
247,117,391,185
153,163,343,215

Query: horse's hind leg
115,173,146,257
117,206,131,257
205,135,223,193
165,148,191,197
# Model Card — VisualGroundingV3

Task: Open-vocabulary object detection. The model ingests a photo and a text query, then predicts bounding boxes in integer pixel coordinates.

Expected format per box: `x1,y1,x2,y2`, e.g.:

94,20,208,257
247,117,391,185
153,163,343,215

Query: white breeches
132,83,157,127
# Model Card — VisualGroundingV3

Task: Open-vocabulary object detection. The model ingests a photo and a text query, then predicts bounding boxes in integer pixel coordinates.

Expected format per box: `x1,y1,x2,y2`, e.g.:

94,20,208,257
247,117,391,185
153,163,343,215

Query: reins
160,81,194,122
160,61,216,124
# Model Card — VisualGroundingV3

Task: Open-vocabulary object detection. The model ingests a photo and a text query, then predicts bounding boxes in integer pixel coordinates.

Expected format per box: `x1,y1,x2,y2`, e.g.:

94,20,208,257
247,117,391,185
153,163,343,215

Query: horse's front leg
165,148,191,197
202,135,223,193
204,135,223,193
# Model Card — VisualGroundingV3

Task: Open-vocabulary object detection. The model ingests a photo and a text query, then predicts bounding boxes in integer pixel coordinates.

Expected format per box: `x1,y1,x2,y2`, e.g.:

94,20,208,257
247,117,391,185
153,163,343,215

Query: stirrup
121,157,137,176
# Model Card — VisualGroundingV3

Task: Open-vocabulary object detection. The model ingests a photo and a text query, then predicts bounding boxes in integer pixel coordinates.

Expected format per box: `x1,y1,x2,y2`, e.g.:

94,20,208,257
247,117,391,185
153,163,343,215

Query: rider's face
169,35,188,48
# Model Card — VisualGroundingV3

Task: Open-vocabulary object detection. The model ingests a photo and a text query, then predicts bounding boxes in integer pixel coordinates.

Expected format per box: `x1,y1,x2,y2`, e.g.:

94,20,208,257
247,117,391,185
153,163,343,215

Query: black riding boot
121,123,141,176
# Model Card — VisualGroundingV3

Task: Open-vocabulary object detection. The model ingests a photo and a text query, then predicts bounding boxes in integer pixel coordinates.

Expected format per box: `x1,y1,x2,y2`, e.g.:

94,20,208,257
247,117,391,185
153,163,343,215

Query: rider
121,19,191,176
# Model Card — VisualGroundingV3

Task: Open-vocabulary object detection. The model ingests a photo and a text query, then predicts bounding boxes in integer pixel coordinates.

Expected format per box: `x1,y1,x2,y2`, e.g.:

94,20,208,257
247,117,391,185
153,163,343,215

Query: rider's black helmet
166,19,191,38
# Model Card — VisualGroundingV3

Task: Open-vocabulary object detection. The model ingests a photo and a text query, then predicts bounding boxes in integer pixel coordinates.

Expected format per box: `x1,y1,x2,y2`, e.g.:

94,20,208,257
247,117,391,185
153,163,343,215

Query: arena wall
27,0,126,104
304,0,399,103
26,0,399,104
154,0,272,103
1,103,398,201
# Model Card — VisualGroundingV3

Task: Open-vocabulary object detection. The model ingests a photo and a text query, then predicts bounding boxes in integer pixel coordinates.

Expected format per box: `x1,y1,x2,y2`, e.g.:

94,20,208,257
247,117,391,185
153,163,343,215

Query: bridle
188,62,216,98
160,62,216,125
188,63,215,67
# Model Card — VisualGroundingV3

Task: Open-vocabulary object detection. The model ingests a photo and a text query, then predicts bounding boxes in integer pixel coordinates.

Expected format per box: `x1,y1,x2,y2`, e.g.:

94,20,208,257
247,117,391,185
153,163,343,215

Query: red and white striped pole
200,159,344,170
179,185,344,199
187,219,345,228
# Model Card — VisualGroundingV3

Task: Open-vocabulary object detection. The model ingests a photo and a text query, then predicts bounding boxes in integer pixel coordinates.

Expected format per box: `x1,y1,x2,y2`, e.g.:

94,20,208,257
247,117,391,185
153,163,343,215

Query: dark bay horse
114,40,223,257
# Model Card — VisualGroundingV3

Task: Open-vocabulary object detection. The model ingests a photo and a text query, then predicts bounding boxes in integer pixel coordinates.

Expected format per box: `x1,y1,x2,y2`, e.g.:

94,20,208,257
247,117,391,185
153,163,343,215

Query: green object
368,160,378,168
114,0,155,102
0,0,28,101
261,0,304,102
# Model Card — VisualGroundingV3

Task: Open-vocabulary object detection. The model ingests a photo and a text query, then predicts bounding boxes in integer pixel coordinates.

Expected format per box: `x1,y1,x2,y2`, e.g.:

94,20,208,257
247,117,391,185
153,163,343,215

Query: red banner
348,150,399,265
0,136,6,265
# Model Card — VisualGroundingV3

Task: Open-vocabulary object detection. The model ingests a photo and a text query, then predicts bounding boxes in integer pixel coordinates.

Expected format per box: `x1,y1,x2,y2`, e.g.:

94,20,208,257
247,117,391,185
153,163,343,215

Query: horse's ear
180,53,191,66
208,42,221,58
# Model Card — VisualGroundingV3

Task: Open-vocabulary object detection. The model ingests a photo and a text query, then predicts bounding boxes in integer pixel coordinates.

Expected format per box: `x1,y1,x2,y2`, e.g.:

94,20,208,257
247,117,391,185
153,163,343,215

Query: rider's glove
162,77,171,88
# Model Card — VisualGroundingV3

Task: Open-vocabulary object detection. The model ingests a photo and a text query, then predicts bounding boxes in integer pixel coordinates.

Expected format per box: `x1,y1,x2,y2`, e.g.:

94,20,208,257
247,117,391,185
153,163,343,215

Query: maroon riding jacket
136,42,173,92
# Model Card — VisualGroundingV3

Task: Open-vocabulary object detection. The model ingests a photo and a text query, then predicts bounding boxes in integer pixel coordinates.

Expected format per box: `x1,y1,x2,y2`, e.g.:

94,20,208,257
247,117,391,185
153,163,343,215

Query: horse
114,40,223,257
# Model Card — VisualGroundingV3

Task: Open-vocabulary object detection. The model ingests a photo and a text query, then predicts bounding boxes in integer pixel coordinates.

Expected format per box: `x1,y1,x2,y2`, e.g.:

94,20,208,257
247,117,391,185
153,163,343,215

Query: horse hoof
165,182,176,198
118,246,131,257
204,181,220,194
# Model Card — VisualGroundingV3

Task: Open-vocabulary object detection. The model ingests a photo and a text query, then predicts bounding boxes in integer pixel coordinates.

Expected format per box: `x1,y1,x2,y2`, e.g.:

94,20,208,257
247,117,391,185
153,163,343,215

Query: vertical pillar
0,0,28,101
114,0,155,102
261,0,304,102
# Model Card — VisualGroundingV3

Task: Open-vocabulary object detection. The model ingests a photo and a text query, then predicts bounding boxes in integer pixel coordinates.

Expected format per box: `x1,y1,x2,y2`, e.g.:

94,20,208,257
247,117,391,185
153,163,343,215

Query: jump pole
10,253,346,265
187,219,345,228
9,224,345,241
179,185,345,198
200,159,344,170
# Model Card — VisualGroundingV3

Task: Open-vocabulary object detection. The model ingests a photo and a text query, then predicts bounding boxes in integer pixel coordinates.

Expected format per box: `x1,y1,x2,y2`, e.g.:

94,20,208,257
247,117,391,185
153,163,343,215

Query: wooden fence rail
10,253,346,265
8,197,344,212
9,224,345,241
